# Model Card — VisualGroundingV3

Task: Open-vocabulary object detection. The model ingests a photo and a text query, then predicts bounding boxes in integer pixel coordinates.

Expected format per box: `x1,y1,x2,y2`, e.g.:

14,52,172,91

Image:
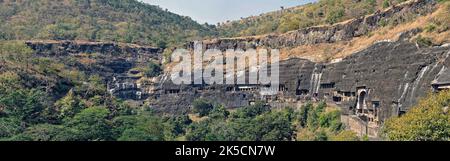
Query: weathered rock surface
26,40,162,61
25,40,163,100
153,38,450,125
186,0,436,50
152,0,448,123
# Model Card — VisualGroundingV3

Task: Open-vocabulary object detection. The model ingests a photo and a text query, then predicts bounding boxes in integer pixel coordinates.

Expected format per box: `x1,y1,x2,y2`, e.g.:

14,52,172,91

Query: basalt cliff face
151,0,450,137
156,37,450,117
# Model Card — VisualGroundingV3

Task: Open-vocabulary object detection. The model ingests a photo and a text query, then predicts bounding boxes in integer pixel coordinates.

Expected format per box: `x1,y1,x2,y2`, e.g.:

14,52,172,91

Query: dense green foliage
186,102,295,141
184,101,358,141
192,99,215,117
144,61,162,77
383,90,450,141
0,41,173,141
217,0,408,37
0,0,217,47
294,102,358,141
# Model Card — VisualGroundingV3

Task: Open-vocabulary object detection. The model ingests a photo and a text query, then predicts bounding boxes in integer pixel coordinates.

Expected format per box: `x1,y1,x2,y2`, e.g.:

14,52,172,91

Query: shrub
424,23,437,33
415,35,433,47
145,61,162,77
330,131,360,141
66,107,113,141
192,99,214,117
383,0,391,9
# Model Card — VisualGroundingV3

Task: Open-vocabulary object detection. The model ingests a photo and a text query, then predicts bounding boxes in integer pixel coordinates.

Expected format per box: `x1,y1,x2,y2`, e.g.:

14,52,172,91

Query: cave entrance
357,91,367,113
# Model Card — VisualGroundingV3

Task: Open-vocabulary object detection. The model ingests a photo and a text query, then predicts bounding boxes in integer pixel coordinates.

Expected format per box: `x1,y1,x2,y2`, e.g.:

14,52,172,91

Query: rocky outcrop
187,0,437,50
325,41,449,118
26,40,162,61
25,40,163,100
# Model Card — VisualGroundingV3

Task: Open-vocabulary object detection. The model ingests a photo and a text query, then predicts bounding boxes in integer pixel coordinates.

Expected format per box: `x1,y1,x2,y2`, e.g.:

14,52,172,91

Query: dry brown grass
280,2,450,63
424,30,450,44
280,43,346,62
164,2,450,72
78,57,96,66
188,114,208,123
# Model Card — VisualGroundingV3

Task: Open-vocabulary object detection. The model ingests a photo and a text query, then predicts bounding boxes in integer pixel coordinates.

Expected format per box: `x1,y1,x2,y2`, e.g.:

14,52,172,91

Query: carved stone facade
153,39,450,137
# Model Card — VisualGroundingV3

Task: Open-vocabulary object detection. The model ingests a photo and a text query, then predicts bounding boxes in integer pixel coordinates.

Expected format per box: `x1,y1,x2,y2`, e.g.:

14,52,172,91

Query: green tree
55,89,86,119
192,99,214,117
326,8,345,24
208,106,230,119
0,89,47,124
66,107,113,141
0,71,22,93
319,110,343,132
258,110,294,141
298,103,313,128
144,61,162,77
13,124,73,141
306,107,320,131
383,90,450,141
233,101,270,118
114,112,166,141
415,35,433,47
0,117,22,139
163,114,193,139
75,74,106,98
185,120,212,141
0,41,33,68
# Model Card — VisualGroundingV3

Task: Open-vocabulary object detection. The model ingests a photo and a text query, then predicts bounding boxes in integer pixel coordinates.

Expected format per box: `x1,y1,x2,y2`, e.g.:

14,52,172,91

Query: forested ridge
0,0,423,44
216,0,412,37
0,0,217,47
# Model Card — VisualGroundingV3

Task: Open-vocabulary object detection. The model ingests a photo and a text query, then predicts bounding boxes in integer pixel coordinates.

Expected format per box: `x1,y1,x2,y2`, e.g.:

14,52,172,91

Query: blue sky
143,0,317,24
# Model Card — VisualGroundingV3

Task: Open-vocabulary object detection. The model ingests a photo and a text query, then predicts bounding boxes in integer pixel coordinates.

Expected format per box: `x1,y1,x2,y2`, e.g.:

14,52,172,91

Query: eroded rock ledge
26,40,162,60
188,0,437,50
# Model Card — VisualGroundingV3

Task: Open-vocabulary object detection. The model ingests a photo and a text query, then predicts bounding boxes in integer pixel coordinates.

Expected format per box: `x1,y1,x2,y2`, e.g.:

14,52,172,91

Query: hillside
0,0,217,47
217,0,414,37
0,0,449,141
199,0,449,62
